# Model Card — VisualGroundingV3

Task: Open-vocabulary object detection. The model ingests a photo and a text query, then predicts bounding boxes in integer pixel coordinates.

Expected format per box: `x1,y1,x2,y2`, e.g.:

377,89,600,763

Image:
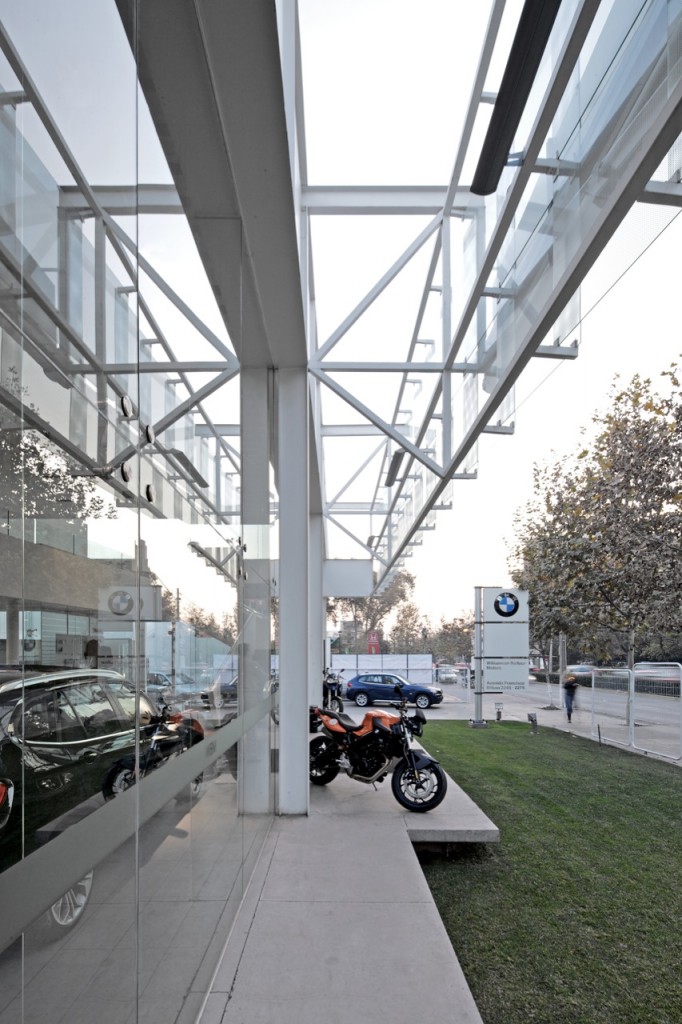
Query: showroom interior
1,1,682,1021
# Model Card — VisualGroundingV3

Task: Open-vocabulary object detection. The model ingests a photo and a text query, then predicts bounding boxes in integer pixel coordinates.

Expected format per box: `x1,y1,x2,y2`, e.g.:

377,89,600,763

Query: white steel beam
309,366,443,478
239,368,272,814
277,368,310,814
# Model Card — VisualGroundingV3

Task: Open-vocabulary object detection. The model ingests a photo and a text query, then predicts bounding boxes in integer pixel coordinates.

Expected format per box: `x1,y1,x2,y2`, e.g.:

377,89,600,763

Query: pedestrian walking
563,672,579,723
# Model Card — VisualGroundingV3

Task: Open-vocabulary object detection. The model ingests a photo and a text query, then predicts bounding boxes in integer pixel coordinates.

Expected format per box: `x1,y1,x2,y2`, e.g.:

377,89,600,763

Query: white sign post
472,587,529,726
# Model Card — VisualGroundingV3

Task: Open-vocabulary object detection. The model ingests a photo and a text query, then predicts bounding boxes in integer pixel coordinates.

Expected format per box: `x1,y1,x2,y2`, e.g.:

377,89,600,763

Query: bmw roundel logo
494,591,519,618
108,590,135,616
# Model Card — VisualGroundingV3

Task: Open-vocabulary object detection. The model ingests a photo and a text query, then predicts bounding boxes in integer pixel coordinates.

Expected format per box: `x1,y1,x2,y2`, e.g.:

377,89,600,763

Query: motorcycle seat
325,711,364,732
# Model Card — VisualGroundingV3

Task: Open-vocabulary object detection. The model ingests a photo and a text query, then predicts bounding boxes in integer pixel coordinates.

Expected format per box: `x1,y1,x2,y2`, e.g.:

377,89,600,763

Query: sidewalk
195,747,499,1024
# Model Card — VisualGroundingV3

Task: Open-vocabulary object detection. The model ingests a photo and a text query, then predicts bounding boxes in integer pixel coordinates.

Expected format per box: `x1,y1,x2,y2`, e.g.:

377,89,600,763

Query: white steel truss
293,0,682,588
3,1,682,596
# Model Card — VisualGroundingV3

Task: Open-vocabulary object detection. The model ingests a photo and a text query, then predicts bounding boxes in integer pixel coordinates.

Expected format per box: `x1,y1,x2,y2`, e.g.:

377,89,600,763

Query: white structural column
308,514,325,706
239,367,273,813
277,368,310,814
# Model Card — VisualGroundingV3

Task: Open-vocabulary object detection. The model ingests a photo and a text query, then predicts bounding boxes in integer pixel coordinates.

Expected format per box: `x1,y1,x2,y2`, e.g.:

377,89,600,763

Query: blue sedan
346,672,443,709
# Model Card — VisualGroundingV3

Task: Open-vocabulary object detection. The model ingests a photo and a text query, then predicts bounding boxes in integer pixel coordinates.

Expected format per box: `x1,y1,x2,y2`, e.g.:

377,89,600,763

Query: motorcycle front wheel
329,696,343,714
309,736,340,785
391,759,447,812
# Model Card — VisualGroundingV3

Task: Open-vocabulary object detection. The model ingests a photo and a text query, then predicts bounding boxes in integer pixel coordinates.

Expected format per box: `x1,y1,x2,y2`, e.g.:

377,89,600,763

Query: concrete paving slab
221,898,483,1024
200,762,497,1024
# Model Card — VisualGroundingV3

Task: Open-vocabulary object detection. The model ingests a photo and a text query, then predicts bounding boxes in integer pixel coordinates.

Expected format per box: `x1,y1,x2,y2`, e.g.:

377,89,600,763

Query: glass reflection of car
200,671,239,709
0,669,157,870
345,672,443,708
147,671,199,706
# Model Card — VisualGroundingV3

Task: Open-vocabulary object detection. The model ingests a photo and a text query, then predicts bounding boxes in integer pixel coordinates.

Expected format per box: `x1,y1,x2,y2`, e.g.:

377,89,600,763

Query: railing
588,666,682,762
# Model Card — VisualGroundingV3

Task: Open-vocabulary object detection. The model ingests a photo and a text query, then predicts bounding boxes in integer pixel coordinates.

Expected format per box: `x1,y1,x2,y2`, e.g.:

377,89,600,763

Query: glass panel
453,0,682,464
0,5,273,1024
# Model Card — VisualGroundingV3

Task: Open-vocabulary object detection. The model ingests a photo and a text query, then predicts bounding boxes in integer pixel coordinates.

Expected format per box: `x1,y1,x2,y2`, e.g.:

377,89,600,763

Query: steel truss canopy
4,1,682,593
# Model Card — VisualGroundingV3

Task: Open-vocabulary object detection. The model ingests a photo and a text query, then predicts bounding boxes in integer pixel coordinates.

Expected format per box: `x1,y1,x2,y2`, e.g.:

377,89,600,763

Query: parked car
634,662,680,674
200,671,239,709
148,671,199,689
147,671,200,706
565,664,595,684
345,672,443,708
0,669,157,871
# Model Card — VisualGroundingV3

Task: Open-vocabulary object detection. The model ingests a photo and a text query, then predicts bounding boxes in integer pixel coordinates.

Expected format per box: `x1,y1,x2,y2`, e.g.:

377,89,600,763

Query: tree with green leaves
430,614,474,664
510,369,682,665
388,601,429,652
328,569,415,654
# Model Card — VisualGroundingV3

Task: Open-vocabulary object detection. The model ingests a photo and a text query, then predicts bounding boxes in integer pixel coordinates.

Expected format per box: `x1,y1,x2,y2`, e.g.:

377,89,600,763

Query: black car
0,668,157,870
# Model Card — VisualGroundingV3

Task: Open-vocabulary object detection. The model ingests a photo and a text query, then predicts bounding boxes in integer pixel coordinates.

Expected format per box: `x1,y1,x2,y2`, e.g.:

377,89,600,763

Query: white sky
298,0,682,623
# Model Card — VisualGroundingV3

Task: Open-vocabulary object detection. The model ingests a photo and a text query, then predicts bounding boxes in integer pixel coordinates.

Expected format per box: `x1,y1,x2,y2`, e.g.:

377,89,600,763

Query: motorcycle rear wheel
309,736,340,785
391,759,447,812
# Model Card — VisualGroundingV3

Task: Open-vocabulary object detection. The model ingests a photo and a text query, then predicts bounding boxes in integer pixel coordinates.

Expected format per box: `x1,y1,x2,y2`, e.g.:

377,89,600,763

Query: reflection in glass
0,5,274,1022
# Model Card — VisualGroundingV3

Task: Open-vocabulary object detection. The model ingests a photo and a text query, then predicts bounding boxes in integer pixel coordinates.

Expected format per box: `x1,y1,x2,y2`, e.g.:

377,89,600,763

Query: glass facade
459,0,682,443
0,5,276,1022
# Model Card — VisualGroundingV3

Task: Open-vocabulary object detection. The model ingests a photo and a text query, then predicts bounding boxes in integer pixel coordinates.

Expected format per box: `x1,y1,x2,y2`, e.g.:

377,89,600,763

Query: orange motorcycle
309,690,447,812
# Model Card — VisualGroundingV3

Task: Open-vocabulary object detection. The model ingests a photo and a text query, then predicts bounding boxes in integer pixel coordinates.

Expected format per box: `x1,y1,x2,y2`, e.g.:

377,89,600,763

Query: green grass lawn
420,721,682,1024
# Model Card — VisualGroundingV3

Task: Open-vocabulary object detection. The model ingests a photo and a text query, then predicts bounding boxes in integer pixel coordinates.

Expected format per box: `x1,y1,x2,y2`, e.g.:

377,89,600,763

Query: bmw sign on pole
472,587,529,724
481,587,529,693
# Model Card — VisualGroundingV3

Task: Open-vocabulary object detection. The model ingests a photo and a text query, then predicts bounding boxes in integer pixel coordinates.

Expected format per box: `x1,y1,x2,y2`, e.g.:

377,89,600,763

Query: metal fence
588,665,682,762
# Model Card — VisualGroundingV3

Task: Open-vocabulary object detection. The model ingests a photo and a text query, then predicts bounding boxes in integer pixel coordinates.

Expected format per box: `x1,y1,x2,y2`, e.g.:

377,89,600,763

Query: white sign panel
483,657,529,692
482,622,529,657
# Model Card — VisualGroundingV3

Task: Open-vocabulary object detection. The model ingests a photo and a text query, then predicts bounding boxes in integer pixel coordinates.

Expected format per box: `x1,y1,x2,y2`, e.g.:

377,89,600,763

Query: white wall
331,653,434,687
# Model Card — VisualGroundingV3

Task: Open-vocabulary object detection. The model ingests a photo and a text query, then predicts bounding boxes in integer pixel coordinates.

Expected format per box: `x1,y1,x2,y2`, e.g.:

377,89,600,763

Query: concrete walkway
196,750,498,1024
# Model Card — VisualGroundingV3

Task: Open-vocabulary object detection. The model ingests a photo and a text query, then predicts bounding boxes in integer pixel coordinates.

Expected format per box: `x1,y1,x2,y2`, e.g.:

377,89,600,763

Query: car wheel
36,871,94,940
102,761,136,799
415,694,431,709
354,692,370,707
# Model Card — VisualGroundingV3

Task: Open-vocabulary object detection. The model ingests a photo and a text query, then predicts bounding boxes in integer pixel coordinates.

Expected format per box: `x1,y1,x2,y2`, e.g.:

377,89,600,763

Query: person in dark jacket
563,673,579,723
